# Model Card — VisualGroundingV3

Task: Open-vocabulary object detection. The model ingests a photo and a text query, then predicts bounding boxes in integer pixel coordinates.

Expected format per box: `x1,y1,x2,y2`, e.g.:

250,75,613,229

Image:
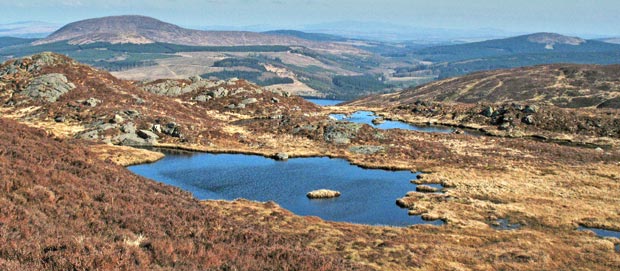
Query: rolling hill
350,63,620,109
33,15,348,51
406,33,620,79
414,33,619,62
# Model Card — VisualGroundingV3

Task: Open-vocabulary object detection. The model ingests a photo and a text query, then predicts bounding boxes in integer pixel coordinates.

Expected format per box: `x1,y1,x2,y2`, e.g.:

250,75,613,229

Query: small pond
330,111,457,134
305,98,345,106
129,152,443,227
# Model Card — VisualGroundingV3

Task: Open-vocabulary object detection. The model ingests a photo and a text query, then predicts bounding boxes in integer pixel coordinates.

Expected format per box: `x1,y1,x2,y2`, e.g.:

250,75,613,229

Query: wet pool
129,152,444,226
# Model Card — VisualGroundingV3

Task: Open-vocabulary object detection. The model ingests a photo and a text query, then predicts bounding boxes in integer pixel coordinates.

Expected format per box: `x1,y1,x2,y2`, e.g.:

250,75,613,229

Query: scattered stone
271,97,280,103
453,129,464,134
481,106,494,117
194,95,210,102
595,147,604,152
323,122,363,145
209,87,229,98
54,116,65,123
522,115,535,125
189,75,202,83
348,145,385,155
83,97,102,107
162,123,182,138
241,98,258,105
274,152,289,161
152,124,162,133
124,110,140,118
269,115,283,119
133,96,145,105
237,103,246,109
371,117,385,125
121,123,136,134
524,105,539,114
22,73,76,102
307,189,341,199
137,130,159,140
110,114,125,124
226,104,236,109
99,123,118,131
499,122,512,130
78,130,99,140
114,133,149,146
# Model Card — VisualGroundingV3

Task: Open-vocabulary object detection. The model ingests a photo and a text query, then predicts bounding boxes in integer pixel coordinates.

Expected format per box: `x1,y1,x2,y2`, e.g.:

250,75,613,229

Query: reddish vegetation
2,53,620,270
0,117,364,270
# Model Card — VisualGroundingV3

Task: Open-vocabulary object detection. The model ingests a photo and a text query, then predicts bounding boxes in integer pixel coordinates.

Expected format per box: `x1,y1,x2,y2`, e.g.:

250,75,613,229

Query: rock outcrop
307,189,341,199
21,73,75,102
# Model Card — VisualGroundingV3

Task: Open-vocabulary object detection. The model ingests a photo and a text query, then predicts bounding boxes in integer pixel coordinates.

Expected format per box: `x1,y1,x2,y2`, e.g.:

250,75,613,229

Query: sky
1,0,620,37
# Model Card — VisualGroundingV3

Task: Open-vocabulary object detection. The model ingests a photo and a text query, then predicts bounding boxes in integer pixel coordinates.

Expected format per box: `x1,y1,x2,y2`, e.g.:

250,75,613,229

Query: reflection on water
330,111,457,133
305,98,345,106
129,152,444,227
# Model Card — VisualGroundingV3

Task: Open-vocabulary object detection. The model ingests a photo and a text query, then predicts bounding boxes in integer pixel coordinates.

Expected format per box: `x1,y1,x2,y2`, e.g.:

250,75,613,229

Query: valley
0,52,619,270
1,9,620,270
4,17,620,101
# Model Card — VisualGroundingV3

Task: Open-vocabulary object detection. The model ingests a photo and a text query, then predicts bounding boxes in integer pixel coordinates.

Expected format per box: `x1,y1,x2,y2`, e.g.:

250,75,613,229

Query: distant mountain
33,15,351,50
413,33,618,62
404,33,620,79
0,21,59,38
600,37,620,44
262,30,347,42
350,64,620,109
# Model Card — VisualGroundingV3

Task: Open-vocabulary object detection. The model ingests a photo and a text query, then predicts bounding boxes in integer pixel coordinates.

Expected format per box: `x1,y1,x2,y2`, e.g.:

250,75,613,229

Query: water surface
129,152,443,226
578,226,620,252
331,111,457,133
305,98,345,106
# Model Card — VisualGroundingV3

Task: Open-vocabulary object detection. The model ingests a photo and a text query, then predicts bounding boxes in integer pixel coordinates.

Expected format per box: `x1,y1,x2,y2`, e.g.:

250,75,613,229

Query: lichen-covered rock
481,106,494,117
121,123,136,134
114,133,149,146
21,73,75,102
241,98,258,105
137,129,159,140
307,189,341,199
522,115,535,125
110,114,125,124
524,105,539,114
83,97,102,107
274,152,289,161
323,122,363,145
371,117,385,125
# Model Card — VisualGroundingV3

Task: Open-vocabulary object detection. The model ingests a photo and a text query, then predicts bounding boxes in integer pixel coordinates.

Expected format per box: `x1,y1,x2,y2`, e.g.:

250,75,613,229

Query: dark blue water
305,98,345,106
331,111,456,133
129,152,443,226
578,226,620,252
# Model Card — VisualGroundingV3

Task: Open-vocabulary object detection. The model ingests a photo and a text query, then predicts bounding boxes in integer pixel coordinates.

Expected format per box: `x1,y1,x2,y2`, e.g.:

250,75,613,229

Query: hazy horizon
1,0,620,39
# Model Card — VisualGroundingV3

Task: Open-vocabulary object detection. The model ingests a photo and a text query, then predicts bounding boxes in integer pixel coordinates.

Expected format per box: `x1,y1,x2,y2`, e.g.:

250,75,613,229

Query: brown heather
1,53,620,270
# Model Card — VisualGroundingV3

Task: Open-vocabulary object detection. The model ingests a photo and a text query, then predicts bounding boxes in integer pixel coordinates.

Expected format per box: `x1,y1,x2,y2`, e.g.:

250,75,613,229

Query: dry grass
2,53,620,270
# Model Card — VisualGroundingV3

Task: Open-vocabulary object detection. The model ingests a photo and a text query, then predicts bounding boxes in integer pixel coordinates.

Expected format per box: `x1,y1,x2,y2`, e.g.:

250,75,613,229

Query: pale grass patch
124,234,146,247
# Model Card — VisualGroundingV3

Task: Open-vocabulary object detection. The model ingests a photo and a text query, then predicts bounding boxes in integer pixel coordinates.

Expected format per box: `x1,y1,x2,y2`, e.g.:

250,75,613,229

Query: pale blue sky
1,0,619,36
